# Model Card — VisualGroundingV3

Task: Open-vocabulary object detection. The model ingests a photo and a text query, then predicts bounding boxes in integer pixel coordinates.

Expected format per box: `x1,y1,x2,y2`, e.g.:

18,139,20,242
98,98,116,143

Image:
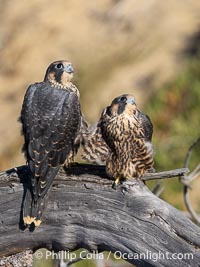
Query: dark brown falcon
82,94,154,187
20,60,86,226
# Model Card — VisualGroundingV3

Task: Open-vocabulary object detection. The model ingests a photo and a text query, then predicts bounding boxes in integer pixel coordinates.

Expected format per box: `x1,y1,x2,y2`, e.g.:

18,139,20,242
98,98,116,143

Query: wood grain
0,164,199,267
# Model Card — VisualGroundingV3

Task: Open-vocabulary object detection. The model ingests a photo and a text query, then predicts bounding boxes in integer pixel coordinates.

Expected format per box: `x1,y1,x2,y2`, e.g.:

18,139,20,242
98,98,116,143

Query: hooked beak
126,97,136,105
64,64,74,73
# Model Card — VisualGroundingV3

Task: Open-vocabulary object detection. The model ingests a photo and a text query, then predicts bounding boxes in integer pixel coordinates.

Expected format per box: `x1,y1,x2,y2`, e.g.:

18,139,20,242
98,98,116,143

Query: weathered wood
0,164,200,267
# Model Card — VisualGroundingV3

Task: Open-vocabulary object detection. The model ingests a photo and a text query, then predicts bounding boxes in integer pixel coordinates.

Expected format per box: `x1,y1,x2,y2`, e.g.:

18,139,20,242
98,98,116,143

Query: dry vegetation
0,0,200,171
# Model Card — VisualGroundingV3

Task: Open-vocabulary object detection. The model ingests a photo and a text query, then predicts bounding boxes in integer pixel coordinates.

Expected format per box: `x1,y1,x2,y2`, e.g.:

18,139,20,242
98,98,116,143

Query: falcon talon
112,177,121,189
23,216,36,226
112,182,117,190
33,219,42,227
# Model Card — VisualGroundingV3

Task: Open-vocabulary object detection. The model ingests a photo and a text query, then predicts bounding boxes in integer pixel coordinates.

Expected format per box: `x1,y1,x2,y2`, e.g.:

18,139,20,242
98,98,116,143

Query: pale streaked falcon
82,94,154,187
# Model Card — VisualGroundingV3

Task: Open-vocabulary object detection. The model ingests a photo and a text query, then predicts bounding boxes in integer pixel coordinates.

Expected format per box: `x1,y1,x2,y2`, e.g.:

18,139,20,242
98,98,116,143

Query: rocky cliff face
0,0,200,169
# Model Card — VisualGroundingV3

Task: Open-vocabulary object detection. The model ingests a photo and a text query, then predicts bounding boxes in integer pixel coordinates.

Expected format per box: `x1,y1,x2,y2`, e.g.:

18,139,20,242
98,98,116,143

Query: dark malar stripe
117,102,126,115
56,70,63,84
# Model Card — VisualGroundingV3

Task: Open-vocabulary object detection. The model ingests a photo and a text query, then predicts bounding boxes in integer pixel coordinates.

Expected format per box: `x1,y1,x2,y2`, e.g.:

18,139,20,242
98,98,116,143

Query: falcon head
44,60,74,88
106,94,137,116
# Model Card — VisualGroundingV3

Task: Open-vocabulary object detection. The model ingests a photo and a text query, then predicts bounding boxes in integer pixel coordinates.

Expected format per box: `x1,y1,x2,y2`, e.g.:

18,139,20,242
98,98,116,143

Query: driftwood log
0,164,200,267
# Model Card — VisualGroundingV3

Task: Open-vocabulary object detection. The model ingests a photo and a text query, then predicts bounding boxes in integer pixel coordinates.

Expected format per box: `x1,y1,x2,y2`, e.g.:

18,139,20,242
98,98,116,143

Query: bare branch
151,181,164,197
0,165,189,185
186,163,200,182
183,185,200,224
180,137,200,224
142,168,189,181
0,164,200,267
184,137,200,170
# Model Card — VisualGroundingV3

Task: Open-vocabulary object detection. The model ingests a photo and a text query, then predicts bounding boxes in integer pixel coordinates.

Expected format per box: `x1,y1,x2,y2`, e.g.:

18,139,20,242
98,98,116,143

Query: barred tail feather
81,124,109,164
23,188,49,227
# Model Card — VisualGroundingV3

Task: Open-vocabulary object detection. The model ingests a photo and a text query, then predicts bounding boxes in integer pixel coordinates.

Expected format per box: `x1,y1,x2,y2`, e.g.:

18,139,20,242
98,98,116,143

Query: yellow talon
112,177,120,189
115,177,120,186
33,219,42,227
23,216,42,227
23,216,36,225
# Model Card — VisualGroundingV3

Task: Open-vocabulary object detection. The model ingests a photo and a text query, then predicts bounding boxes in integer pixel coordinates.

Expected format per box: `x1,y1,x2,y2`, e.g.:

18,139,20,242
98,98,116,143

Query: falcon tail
81,123,109,164
23,189,49,227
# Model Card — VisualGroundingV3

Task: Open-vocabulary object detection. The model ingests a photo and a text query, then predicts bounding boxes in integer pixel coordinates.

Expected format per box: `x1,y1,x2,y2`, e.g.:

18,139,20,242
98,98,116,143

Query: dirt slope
0,0,200,169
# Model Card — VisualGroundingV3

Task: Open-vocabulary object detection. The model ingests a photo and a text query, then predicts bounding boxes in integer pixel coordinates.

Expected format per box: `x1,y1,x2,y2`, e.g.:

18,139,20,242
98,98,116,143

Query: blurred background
0,0,200,266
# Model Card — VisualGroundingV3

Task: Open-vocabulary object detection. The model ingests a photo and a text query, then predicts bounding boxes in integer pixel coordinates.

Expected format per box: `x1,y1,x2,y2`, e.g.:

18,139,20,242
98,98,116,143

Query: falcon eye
119,96,127,102
55,63,63,69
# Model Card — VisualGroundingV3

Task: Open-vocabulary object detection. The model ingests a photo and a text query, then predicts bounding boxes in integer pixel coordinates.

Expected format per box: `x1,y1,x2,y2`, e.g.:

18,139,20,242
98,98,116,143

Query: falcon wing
138,110,153,142
81,120,109,164
21,83,81,199
73,112,89,156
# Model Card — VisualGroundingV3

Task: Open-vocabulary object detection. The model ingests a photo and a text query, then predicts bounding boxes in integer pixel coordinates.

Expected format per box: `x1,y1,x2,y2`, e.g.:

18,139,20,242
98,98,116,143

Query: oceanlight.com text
34,249,194,263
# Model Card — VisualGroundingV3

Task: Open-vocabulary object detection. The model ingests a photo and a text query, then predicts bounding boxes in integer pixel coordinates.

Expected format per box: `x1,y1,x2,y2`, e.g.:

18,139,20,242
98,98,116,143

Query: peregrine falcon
82,94,154,187
20,60,86,226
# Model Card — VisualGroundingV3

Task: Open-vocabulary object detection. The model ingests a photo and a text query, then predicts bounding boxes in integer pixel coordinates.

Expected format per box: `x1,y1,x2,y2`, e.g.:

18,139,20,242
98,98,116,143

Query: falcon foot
23,216,42,227
112,177,120,190
33,219,42,227
23,216,35,225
